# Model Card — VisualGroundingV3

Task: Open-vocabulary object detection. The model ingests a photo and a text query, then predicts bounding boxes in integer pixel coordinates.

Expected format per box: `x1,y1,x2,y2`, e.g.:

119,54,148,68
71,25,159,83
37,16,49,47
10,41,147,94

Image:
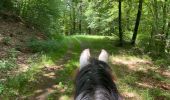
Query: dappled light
156,69,170,78
136,82,154,89
111,55,154,71
1,33,170,99
121,92,140,100
0,0,170,99
110,54,170,99
59,95,72,100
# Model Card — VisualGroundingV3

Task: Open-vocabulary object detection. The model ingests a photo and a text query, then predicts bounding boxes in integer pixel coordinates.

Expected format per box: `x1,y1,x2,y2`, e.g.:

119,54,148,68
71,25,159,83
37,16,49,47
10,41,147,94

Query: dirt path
0,18,76,99
22,50,74,100
1,17,170,100
27,47,170,100
0,18,46,80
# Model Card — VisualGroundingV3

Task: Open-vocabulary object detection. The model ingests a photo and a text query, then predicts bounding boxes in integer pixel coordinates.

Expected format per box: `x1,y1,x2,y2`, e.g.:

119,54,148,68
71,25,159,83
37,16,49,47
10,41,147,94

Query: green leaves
10,0,63,36
0,83,4,94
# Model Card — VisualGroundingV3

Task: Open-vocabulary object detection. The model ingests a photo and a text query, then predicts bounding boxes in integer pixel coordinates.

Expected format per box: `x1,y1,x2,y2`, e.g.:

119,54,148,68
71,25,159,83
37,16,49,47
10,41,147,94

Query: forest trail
22,50,73,100
21,40,80,100
24,49,170,100
23,46,170,100
0,19,170,100
0,18,46,79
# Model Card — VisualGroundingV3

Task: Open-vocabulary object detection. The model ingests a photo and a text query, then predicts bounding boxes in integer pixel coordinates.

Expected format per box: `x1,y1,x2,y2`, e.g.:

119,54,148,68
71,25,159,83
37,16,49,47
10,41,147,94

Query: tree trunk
153,0,159,33
79,18,82,34
126,0,132,31
71,0,76,35
118,0,123,46
162,0,167,34
160,0,167,53
131,0,143,45
166,22,170,38
69,4,73,35
79,0,82,34
88,27,91,34
73,5,76,34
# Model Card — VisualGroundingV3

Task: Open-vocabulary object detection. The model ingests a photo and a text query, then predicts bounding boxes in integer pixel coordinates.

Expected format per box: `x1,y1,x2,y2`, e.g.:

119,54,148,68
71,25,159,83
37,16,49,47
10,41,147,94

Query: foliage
27,39,63,53
1,0,170,54
1,37,11,45
17,0,62,36
0,35,170,99
0,60,15,70
0,0,62,37
0,0,170,99
0,48,18,71
0,83,4,94
60,0,170,54
0,0,13,11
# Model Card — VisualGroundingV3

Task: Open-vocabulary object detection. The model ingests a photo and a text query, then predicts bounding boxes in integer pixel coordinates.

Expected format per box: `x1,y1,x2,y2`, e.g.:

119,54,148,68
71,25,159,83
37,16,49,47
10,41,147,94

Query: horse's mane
75,58,119,100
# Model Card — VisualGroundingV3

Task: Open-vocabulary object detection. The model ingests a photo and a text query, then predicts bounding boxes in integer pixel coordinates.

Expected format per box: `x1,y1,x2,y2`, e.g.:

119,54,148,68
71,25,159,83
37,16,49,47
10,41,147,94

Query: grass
0,48,18,71
0,35,170,100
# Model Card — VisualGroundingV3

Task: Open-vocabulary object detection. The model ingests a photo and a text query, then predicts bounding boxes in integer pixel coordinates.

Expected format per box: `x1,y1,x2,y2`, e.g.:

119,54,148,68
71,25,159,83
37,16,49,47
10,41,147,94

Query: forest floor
0,18,170,100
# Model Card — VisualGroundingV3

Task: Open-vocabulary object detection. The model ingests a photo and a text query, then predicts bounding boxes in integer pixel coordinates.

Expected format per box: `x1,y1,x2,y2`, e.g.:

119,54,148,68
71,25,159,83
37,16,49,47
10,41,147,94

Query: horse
74,49,122,100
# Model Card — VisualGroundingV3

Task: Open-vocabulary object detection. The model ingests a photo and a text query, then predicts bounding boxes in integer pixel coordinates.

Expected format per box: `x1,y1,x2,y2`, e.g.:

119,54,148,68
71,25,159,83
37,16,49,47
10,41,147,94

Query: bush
2,37,11,45
0,48,18,71
0,0,13,11
0,83,4,94
26,39,63,53
14,0,62,36
0,60,16,70
1,0,62,37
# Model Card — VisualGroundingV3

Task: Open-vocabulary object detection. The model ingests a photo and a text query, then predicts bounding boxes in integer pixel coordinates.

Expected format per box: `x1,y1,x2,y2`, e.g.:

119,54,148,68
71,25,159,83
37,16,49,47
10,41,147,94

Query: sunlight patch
111,55,154,71
34,89,43,94
136,82,154,89
43,72,56,79
17,63,29,72
59,95,70,100
155,70,170,78
122,92,141,100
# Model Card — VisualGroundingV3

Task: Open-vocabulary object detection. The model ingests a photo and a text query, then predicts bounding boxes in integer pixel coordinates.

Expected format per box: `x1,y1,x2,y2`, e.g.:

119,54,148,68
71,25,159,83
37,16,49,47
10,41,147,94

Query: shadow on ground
1,35,169,100
23,36,170,100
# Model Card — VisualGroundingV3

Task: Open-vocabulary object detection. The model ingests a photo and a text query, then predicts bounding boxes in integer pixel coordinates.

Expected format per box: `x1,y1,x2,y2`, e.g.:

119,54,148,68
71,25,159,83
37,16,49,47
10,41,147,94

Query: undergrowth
0,48,18,71
0,35,170,100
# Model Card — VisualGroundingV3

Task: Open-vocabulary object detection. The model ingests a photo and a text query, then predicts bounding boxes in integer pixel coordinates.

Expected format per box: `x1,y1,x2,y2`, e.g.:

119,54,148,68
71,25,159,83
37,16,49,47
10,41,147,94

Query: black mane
75,58,119,100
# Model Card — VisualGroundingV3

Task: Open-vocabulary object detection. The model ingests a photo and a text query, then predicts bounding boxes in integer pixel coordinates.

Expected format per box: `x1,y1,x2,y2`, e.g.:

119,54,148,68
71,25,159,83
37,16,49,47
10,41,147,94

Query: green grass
0,35,170,100
0,48,18,71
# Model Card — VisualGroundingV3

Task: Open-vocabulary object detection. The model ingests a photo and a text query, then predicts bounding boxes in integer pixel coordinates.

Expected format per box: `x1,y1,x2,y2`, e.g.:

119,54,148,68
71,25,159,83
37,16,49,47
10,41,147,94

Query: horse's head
74,49,122,100
79,49,109,70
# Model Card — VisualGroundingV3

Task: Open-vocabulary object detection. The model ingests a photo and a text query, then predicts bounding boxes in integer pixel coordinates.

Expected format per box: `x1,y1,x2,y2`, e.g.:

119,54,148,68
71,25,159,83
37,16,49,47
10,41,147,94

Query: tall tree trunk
162,0,167,34
71,0,76,35
88,27,91,35
126,0,132,31
73,5,76,34
118,0,123,46
166,22,170,38
131,0,143,45
160,0,167,52
152,0,159,35
70,4,73,35
79,18,82,34
79,0,82,34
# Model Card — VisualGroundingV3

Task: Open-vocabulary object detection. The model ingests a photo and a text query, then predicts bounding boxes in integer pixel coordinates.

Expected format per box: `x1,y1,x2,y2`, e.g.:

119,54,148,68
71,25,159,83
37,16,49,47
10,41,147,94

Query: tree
131,0,143,45
118,0,123,46
71,0,76,35
148,0,169,54
78,0,82,34
167,22,170,38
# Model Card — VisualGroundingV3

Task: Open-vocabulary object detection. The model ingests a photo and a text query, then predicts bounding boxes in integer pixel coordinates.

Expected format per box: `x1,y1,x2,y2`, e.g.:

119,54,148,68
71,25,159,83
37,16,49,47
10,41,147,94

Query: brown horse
74,49,122,100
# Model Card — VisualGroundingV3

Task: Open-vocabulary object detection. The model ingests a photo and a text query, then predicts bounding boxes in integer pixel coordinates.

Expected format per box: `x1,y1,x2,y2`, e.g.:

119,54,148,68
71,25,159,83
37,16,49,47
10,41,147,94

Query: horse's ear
98,49,109,63
80,49,90,70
